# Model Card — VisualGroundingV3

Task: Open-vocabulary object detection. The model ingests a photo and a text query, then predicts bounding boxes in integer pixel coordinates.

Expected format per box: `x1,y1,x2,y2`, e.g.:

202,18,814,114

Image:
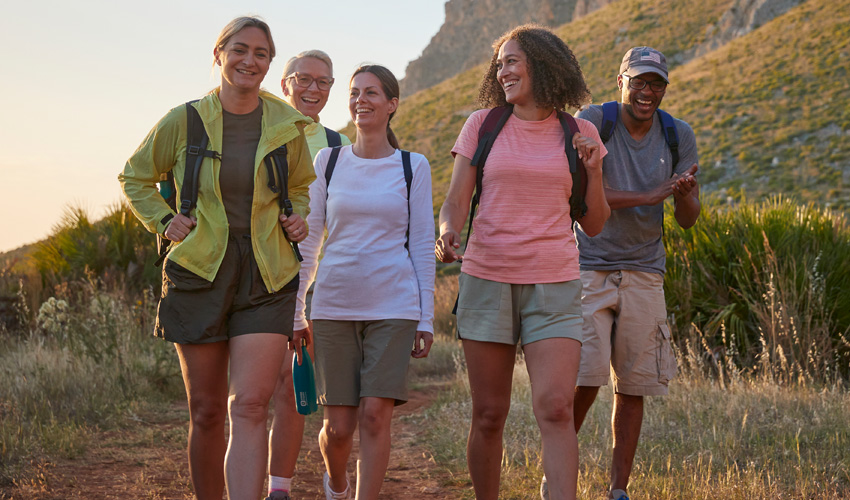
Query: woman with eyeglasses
295,64,435,500
119,17,314,500
265,49,351,500
435,25,609,500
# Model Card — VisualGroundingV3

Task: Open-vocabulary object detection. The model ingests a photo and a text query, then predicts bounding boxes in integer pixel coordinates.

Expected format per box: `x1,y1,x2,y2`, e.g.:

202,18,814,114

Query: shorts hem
613,382,669,396
457,328,515,345
576,375,609,387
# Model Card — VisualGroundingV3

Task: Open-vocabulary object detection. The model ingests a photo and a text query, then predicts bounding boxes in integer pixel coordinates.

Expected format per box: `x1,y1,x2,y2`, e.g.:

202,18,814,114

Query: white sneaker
610,489,629,500
540,475,549,500
323,471,352,500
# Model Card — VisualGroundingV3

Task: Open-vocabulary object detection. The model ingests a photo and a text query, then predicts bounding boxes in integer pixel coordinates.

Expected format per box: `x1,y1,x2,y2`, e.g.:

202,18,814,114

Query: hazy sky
0,0,445,252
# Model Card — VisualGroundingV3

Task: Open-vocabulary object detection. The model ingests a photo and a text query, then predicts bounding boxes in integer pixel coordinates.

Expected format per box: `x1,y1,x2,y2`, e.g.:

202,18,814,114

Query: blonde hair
214,16,276,60
282,50,333,79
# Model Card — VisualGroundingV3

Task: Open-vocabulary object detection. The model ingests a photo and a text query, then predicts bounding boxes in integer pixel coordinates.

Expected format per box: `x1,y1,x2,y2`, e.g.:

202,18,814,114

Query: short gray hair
282,50,333,79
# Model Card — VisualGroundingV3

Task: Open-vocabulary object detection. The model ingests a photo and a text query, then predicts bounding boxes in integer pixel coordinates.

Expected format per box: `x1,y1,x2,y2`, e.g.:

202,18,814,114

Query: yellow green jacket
119,90,316,292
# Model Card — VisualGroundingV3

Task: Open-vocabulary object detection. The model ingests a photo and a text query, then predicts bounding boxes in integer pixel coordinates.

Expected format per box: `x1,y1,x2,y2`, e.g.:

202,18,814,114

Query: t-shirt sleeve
673,120,699,176
575,117,608,161
451,110,489,160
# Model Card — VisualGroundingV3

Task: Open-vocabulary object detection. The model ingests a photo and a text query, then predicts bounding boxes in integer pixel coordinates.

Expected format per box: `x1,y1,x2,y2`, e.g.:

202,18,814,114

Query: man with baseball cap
542,46,700,500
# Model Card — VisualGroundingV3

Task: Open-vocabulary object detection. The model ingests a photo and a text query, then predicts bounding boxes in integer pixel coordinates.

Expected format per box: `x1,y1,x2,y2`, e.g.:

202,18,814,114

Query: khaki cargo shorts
576,270,677,396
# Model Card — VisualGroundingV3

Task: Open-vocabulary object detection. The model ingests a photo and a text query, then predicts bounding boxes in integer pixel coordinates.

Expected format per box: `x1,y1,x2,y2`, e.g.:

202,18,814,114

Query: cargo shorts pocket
656,321,678,384
163,260,213,292
542,281,581,314
457,273,502,310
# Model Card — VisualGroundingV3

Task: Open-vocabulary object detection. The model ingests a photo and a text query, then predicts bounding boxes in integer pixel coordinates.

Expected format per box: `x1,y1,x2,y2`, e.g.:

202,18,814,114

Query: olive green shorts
155,234,298,344
455,272,583,346
312,319,417,406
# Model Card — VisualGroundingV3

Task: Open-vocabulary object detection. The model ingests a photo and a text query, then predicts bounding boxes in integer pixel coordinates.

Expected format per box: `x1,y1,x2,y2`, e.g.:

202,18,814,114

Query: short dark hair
478,24,591,110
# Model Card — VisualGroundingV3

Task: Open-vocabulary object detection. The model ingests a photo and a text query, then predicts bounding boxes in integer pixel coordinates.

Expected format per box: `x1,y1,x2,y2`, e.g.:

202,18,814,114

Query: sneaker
610,489,630,500
323,471,352,500
264,492,291,500
540,475,549,500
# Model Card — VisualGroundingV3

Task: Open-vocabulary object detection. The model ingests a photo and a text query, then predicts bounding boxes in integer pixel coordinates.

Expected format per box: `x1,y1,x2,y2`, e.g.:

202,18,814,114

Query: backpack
155,101,302,266
323,126,342,148
599,101,680,169
323,146,413,249
462,105,588,252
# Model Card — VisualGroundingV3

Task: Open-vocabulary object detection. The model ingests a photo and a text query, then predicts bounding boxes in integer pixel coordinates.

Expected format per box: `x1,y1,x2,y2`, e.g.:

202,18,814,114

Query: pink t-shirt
452,109,606,284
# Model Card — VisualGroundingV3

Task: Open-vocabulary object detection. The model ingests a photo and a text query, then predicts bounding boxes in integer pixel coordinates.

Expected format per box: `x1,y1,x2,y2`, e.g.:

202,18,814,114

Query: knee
188,397,227,431
228,392,270,424
359,404,392,438
323,418,356,444
534,393,575,427
272,373,295,407
471,405,509,438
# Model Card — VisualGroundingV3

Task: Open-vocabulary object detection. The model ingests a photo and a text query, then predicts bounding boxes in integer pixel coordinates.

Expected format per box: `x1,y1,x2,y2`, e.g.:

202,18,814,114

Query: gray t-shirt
574,104,698,274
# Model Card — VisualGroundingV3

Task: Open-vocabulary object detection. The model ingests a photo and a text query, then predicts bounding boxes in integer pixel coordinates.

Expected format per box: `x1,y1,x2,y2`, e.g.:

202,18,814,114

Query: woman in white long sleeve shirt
292,64,435,500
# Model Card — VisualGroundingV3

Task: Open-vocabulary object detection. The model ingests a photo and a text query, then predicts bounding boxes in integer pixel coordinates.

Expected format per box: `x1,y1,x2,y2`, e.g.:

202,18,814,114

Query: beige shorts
312,319,417,406
456,273,583,346
576,270,677,396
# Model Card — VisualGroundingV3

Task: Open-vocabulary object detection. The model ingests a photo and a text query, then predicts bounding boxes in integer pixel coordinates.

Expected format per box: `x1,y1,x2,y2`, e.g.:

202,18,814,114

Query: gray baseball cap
620,46,669,82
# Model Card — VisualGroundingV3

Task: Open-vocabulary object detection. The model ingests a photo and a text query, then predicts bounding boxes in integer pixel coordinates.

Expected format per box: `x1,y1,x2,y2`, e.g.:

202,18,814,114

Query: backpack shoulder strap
600,101,619,144
655,108,680,170
324,126,342,148
463,106,512,251
401,150,413,250
265,145,303,262
324,145,343,191
558,111,588,222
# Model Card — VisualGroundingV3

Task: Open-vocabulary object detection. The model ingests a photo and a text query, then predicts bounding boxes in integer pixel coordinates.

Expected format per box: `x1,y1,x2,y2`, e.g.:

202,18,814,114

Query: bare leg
320,405,358,493
354,397,395,500
573,386,601,432
174,342,229,500
611,393,643,494
524,338,581,500
268,347,307,481
225,333,288,500
462,339,516,500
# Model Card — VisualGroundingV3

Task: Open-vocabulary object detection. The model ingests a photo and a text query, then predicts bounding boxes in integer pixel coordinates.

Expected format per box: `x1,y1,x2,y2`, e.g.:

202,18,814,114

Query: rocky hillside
344,0,848,213
399,0,606,97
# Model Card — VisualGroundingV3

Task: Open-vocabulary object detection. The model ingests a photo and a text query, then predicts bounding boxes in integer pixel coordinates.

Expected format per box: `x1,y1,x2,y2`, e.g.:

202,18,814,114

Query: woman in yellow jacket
119,17,315,500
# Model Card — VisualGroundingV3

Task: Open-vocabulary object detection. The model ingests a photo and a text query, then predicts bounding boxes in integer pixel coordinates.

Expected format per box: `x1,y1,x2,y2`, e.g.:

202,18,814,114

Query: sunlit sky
0,0,445,252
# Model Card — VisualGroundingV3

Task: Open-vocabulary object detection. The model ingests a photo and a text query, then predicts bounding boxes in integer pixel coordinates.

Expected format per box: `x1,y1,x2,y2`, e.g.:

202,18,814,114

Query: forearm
604,188,657,210
674,185,701,229
577,172,610,236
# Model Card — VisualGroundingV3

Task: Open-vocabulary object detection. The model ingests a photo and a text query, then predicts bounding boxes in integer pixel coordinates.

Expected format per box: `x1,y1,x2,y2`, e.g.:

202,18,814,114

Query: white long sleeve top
294,146,436,333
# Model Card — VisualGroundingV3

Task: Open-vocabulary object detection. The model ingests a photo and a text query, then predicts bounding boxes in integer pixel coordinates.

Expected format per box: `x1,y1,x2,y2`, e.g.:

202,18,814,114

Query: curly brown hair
478,24,591,111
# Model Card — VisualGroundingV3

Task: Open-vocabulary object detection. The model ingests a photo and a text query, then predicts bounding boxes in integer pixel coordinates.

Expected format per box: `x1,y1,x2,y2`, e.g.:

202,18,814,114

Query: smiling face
496,39,533,107
619,71,667,124
214,26,271,94
348,71,398,132
282,57,332,121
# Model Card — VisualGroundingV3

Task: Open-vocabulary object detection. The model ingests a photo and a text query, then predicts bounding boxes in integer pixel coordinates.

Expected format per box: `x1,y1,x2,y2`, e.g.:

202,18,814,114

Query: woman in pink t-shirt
435,25,610,500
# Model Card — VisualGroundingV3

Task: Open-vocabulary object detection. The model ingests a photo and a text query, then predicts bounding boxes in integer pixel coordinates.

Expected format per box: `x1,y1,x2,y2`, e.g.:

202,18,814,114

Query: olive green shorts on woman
155,234,299,344
455,272,583,346
312,319,418,406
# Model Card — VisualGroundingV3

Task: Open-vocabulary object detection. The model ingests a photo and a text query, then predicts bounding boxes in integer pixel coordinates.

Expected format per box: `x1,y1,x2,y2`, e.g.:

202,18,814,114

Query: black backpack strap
600,101,618,144
558,112,587,222
324,126,342,148
401,150,413,250
324,145,343,192
656,108,680,170
464,106,512,252
265,145,304,262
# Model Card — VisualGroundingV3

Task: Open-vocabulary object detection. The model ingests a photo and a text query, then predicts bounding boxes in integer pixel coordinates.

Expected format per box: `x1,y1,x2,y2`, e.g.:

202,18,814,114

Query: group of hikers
119,14,700,500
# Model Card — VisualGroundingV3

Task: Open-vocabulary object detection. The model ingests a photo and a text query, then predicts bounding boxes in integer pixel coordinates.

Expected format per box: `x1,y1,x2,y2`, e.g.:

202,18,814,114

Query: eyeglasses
622,74,668,92
285,72,334,91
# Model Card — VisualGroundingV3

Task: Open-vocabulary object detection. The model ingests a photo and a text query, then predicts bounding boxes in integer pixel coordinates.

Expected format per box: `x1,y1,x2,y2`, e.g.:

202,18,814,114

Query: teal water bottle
292,339,318,415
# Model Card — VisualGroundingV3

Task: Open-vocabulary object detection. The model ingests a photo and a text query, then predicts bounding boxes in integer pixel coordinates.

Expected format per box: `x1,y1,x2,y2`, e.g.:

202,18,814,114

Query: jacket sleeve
118,107,183,235
287,127,316,225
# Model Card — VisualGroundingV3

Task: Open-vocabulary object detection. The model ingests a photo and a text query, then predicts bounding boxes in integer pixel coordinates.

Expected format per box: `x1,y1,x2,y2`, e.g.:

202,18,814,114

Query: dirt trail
3,382,469,500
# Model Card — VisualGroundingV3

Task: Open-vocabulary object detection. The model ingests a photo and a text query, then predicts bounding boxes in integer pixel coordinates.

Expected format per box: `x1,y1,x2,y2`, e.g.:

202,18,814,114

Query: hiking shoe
323,471,352,500
264,492,291,500
610,489,630,500
540,475,549,500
